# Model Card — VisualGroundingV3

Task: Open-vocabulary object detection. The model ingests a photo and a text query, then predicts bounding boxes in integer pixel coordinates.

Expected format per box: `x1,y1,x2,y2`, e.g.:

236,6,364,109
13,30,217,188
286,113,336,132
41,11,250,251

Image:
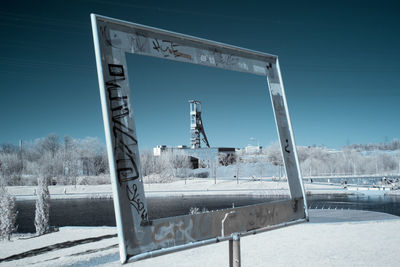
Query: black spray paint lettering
152,39,192,60
106,73,147,221
108,64,125,77
126,184,148,221
285,139,291,153
105,78,139,184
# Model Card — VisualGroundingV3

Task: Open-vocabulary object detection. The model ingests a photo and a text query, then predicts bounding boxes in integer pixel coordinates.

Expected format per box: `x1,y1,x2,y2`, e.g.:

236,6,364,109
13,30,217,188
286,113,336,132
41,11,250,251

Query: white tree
0,152,23,185
34,176,50,235
159,151,191,179
141,150,192,183
140,150,157,177
171,151,192,178
77,137,108,176
39,134,60,159
62,136,80,185
265,143,284,178
0,186,17,241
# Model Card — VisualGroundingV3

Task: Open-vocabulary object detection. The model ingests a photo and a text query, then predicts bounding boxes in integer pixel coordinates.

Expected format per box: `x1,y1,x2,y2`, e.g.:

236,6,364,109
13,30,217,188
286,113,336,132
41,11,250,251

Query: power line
0,22,89,36
0,10,87,28
84,0,269,23
0,56,96,73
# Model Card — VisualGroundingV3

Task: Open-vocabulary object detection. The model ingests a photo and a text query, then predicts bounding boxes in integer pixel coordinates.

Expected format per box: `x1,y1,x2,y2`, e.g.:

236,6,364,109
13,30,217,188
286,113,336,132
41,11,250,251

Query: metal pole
214,164,216,185
19,139,23,172
229,233,240,267
229,239,233,266
236,167,239,184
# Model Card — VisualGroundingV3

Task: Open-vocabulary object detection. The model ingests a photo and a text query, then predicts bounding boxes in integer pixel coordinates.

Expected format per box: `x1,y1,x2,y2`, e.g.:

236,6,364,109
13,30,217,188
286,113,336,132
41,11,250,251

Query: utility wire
84,0,268,23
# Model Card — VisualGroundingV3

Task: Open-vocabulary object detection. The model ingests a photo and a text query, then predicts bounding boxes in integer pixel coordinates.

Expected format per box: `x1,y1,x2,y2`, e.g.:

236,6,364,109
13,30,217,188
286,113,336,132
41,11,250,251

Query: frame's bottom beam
127,218,306,264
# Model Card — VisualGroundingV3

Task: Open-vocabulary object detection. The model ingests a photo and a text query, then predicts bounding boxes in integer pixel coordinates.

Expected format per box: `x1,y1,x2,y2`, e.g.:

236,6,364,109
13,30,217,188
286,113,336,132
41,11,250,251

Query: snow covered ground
1,210,399,267
6,178,367,200
3,176,399,266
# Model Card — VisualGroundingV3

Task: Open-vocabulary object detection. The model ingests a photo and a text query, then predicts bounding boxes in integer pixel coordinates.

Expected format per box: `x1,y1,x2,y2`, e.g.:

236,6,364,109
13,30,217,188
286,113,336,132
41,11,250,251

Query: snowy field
6,178,369,200
1,210,399,266
3,177,400,266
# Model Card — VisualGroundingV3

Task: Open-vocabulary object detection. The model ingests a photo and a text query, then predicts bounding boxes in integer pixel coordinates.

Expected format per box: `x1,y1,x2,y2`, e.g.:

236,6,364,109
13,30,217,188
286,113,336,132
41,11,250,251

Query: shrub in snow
34,176,50,235
0,186,17,241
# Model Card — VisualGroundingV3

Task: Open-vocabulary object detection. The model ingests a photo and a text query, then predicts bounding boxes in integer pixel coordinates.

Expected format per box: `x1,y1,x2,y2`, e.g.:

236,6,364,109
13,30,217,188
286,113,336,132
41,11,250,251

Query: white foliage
34,176,50,236
141,150,192,183
1,134,109,186
0,152,23,185
265,143,284,167
0,186,17,240
1,135,400,187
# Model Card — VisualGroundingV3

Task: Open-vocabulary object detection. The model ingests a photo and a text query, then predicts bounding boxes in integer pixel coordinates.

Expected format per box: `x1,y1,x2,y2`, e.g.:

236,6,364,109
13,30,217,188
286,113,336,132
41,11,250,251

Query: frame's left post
91,14,149,263
90,14,127,263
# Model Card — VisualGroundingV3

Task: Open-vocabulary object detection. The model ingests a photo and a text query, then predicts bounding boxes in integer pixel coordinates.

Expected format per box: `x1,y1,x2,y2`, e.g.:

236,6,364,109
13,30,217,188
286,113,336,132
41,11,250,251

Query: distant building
153,145,168,156
245,145,262,154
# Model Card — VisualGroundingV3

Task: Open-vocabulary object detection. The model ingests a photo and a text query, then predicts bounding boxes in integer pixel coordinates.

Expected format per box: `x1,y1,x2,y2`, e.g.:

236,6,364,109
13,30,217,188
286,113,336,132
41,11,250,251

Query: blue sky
0,0,399,149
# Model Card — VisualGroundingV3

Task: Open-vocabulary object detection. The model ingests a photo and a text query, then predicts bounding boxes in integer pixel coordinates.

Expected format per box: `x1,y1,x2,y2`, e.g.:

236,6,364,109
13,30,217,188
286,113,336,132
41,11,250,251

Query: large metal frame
91,14,308,264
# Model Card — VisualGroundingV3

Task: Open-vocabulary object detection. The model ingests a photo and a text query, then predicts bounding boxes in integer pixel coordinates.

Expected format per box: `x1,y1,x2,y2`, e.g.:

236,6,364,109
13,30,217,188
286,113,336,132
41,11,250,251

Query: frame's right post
267,59,308,218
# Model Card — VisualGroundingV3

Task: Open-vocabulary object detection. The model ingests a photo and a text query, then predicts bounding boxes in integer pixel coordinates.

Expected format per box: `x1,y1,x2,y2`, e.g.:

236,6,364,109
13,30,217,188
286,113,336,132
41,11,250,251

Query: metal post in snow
229,233,241,267
236,167,239,184
214,164,217,185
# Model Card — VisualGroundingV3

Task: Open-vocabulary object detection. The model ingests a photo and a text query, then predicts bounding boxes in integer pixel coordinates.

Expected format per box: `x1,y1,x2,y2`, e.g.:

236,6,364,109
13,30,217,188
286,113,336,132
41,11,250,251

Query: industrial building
153,100,236,168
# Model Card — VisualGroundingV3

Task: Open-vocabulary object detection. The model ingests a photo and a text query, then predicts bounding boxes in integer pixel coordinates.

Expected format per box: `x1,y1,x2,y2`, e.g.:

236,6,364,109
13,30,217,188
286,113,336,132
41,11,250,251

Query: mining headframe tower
153,100,235,168
189,100,210,149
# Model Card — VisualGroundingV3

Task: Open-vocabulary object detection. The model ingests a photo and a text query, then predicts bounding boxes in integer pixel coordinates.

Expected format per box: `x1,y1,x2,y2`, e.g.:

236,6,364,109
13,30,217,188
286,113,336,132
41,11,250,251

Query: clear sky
1,0,399,149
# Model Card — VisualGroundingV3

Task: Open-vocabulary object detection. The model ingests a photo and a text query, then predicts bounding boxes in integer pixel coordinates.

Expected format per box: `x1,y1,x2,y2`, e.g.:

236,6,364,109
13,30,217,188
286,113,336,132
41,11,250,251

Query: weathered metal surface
128,217,306,263
128,198,305,257
268,61,306,200
91,14,307,264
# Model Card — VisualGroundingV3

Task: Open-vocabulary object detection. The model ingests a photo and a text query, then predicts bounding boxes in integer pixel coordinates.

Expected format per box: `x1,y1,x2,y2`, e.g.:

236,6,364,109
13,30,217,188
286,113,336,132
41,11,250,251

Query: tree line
267,143,400,177
0,134,108,186
1,135,400,187
345,139,400,152
1,135,400,240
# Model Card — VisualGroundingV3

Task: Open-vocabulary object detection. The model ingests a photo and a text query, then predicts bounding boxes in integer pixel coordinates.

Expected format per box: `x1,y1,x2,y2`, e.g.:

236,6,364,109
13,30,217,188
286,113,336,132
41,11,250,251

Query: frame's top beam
91,14,277,64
